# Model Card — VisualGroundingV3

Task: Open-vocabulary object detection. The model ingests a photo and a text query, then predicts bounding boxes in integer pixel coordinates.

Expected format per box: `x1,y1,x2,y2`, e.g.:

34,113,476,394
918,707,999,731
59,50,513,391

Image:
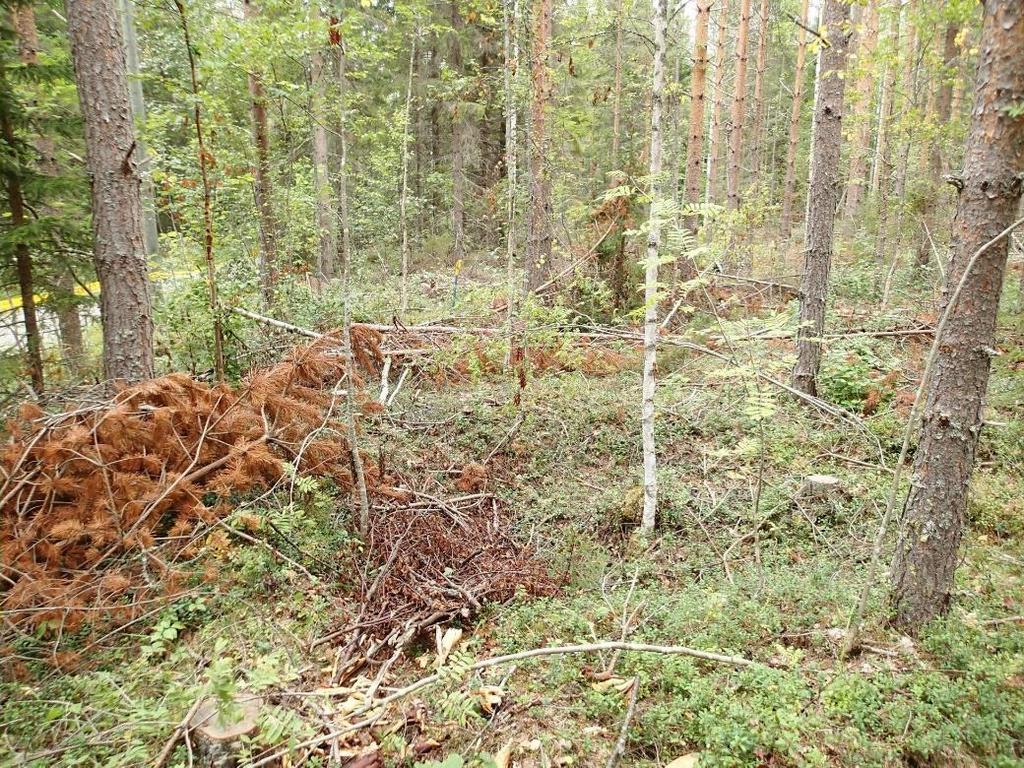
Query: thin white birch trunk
641,0,668,533
336,15,370,536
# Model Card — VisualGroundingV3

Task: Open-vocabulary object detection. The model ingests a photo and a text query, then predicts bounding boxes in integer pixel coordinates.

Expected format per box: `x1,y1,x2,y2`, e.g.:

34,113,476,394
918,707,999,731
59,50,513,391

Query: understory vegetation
2,259,1022,766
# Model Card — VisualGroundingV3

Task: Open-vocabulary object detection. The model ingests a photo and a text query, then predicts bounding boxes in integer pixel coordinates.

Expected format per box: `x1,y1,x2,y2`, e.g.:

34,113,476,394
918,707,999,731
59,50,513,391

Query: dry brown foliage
0,329,388,634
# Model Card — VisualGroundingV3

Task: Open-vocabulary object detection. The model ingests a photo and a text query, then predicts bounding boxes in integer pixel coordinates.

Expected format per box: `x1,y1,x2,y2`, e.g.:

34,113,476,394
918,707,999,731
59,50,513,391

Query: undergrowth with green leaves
2,288,1023,767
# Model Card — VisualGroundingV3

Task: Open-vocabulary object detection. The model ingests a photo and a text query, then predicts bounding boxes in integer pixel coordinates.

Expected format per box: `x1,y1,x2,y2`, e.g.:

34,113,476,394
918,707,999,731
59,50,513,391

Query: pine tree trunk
399,32,417,314
13,4,84,375
891,0,1024,632
930,21,960,178
683,0,711,233
749,0,770,178
66,0,154,382
610,0,624,170
872,2,902,270
893,4,918,204
705,0,729,204
843,0,879,219
791,0,851,397
526,0,553,290
503,0,520,344
244,0,278,305
779,0,811,238
916,20,960,267
726,0,751,210
1,90,44,392
641,0,668,533
311,14,335,282
450,1,468,267
869,2,899,201
119,0,159,256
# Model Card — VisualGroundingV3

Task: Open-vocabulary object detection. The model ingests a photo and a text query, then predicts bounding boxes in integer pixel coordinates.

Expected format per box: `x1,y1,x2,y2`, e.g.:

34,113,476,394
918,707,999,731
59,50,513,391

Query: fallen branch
604,676,640,768
248,641,760,767
153,695,205,768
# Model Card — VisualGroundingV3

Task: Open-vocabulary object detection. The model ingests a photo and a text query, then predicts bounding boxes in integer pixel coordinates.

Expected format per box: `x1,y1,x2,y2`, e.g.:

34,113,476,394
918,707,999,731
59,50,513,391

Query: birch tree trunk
311,13,335,282
399,33,417,314
335,12,371,537
705,0,729,204
749,0,770,178
244,0,278,306
641,0,668,533
527,0,553,289
791,0,851,397
726,0,751,210
843,0,878,218
683,0,711,233
779,0,811,238
891,0,1024,632
66,0,154,382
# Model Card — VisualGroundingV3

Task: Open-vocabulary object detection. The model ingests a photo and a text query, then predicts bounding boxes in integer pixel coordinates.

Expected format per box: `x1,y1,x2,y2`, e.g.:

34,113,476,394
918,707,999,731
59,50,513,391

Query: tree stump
188,693,262,768
800,474,843,500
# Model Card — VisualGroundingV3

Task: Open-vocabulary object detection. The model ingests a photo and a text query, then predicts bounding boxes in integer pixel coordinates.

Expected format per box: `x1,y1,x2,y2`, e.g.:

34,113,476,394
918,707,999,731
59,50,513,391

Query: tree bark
930,21,960,178
1,94,44,393
450,1,468,267
843,0,878,219
13,3,85,378
916,20,960,267
641,0,668,533
244,0,278,306
527,0,553,289
683,0,711,233
66,0,154,382
791,0,851,397
890,0,1024,632
610,0,624,171
311,13,335,282
749,0,770,178
399,32,417,314
779,0,811,237
869,1,899,201
705,0,730,205
503,0,520,346
726,0,751,210
119,0,159,256
872,3,901,267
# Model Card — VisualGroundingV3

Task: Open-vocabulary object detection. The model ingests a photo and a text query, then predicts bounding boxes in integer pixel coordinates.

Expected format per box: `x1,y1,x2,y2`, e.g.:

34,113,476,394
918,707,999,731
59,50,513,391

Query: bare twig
604,676,640,768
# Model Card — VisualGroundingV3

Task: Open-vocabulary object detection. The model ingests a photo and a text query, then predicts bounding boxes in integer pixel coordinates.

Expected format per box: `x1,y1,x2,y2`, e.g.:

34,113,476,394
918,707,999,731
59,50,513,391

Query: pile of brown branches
327,494,557,676
0,329,388,635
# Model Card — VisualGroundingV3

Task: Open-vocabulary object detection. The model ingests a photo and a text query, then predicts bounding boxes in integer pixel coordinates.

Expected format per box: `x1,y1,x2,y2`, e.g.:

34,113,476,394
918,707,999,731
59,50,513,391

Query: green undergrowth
2,318,1023,767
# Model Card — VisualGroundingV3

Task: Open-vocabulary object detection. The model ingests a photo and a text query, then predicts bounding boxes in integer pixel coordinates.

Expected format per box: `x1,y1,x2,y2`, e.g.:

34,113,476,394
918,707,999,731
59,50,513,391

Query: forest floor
2,269,1024,767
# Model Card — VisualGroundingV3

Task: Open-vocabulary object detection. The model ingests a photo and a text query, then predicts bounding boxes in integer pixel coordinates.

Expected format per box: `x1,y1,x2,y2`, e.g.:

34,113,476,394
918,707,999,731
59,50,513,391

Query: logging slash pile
0,329,390,635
